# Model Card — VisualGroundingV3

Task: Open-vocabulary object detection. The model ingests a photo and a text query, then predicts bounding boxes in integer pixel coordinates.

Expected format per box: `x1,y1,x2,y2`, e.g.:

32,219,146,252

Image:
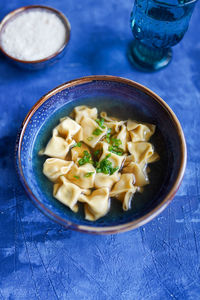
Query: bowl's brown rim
0,5,71,64
16,75,187,234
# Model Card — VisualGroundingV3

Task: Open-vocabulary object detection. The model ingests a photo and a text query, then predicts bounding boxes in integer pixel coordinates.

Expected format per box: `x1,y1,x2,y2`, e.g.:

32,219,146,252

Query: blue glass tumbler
129,0,197,71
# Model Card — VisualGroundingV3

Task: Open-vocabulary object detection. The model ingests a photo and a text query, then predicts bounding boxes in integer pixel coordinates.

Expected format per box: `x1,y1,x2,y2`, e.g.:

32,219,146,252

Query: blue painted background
0,0,200,299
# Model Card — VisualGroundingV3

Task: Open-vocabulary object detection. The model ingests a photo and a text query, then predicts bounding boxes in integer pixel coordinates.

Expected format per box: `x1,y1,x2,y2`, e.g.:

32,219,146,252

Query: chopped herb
108,145,123,156
84,172,94,178
74,175,80,179
96,118,105,129
94,150,100,156
93,160,99,168
78,151,93,166
72,141,82,148
87,136,93,141
106,128,112,143
95,154,118,175
92,128,103,136
111,138,122,147
73,141,82,148
110,167,119,175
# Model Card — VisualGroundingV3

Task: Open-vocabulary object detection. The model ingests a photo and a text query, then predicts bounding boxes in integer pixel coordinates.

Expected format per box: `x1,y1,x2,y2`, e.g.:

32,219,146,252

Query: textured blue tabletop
0,1,200,299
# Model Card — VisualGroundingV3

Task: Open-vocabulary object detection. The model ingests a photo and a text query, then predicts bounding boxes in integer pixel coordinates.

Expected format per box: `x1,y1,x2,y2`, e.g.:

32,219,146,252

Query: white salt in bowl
0,5,71,70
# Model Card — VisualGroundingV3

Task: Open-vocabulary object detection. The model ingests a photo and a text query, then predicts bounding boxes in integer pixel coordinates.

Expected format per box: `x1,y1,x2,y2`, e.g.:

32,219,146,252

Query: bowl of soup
16,76,186,234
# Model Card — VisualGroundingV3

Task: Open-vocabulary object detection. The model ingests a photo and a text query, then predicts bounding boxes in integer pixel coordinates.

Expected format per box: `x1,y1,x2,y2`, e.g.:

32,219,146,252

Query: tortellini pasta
81,117,107,148
53,176,82,212
43,159,74,182
79,188,110,221
127,120,155,142
66,163,96,189
39,105,159,221
110,174,136,210
74,105,98,124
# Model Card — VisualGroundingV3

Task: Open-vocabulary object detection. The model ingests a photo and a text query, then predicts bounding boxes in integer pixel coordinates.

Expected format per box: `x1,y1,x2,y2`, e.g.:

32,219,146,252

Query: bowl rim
0,5,71,64
16,75,187,234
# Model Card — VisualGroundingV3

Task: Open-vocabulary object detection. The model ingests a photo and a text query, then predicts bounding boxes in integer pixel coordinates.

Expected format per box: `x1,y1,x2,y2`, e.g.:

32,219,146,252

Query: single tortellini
101,111,125,133
110,173,136,195
100,111,119,122
55,117,81,139
99,141,125,169
53,176,83,212
66,163,96,189
81,117,107,148
79,188,110,221
43,159,73,182
71,142,91,162
127,142,154,164
110,174,136,210
116,190,136,211
74,105,98,124
122,162,149,186
39,135,75,159
94,172,120,189
127,120,155,142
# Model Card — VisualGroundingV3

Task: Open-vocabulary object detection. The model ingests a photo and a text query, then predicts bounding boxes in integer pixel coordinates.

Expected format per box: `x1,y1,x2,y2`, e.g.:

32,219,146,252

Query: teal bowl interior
16,76,186,233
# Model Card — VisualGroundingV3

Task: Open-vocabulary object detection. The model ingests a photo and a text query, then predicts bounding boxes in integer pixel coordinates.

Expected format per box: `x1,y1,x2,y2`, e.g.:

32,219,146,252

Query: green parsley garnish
92,128,103,136
106,128,112,143
84,172,94,178
110,167,119,175
73,141,82,148
108,145,123,156
111,138,122,147
96,118,105,129
87,136,93,141
106,137,124,156
78,151,93,166
74,175,80,179
96,154,118,175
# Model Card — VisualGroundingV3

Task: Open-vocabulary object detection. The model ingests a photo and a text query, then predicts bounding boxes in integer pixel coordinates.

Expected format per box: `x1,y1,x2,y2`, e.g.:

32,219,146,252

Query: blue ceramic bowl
16,76,186,234
0,5,70,70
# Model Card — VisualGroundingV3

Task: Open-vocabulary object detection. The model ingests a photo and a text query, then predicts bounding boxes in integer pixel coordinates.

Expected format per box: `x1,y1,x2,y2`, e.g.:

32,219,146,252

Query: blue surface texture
0,0,200,299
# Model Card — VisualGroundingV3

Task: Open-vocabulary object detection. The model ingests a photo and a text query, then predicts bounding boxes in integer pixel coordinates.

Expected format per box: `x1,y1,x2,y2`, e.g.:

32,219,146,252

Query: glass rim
153,0,198,7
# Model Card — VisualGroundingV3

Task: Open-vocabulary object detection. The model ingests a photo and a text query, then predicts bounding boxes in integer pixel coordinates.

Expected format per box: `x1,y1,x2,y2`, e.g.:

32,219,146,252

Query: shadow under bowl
0,5,71,70
16,75,187,234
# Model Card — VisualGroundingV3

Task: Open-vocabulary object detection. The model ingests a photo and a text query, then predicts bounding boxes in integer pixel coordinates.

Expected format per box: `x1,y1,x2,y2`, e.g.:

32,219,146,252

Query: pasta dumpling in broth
55,117,81,139
99,142,125,170
39,105,159,221
71,142,91,162
101,111,125,133
74,105,98,124
66,163,96,189
53,176,83,212
39,135,75,159
81,117,107,148
127,142,154,164
122,162,149,186
94,172,120,189
43,158,74,182
79,188,110,221
110,174,137,211
127,119,155,142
